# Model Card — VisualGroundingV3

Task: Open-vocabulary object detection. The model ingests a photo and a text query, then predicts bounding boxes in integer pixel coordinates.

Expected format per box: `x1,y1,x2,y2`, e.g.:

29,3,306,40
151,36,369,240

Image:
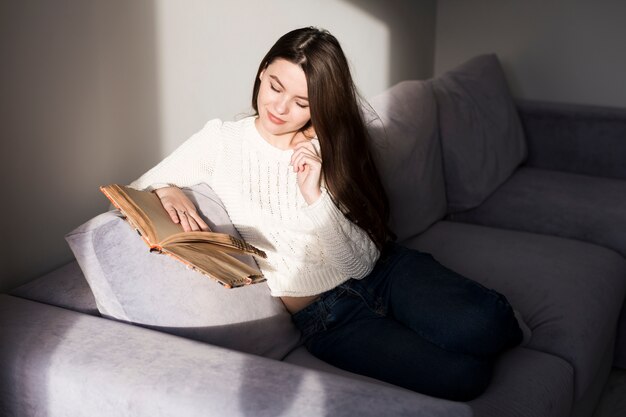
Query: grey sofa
2,54,625,417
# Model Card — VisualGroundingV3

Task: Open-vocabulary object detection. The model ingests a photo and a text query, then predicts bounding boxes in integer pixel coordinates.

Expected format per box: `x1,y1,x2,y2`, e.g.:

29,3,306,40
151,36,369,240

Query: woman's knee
445,297,522,356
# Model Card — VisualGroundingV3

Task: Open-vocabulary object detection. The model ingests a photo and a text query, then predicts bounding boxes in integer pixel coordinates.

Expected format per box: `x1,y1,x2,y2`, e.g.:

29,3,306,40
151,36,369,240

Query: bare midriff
280,295,320,315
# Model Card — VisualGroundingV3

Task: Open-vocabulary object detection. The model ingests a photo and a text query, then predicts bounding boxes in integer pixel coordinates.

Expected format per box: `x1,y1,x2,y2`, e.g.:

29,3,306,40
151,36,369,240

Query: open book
100,184,267,288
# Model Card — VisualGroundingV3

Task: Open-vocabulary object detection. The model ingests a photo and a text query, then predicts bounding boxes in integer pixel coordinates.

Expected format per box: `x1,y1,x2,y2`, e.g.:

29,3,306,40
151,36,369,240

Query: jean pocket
342,282,387,317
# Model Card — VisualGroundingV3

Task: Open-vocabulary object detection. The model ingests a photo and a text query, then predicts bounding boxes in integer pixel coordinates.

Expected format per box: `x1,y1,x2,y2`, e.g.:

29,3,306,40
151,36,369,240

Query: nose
275,96,289,115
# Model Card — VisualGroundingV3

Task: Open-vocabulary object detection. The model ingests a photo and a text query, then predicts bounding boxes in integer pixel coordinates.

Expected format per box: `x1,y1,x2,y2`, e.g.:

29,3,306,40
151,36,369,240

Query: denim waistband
291,242,410,339
291,284,349,338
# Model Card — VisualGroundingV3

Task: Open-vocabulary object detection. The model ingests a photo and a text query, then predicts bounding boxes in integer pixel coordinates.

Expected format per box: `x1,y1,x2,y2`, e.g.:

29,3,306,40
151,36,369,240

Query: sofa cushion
432,54,527,213
285,345,574,417
0,294,473,417
467,348,573,417
65,183,300,360
9,261,99,316
404,221,626,401
366,80,447,240
448,166,626,258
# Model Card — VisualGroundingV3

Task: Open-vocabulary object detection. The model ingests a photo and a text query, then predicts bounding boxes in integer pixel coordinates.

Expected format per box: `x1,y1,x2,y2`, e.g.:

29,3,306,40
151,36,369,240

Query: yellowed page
101,184,266,287
160,231,266,258
165,243,265,288
116,186,185,243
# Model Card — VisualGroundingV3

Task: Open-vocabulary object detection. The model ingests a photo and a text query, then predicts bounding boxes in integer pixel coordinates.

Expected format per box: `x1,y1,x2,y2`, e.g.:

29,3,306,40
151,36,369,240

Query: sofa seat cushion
467,348,573,417
447,166,626,258
0,294,473,417
10,261,99,316
403,221,626,400
285,345,573,417
64,183,300,360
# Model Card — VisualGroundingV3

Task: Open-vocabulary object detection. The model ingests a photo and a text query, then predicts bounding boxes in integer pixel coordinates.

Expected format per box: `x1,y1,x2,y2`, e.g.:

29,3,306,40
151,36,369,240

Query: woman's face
256,58,311,139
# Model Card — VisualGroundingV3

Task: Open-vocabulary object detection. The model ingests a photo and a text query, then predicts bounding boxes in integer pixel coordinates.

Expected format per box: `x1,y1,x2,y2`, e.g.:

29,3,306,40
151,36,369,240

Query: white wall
0,0,162,292
434,0,626,108
154,0,436,154
0,0,436,291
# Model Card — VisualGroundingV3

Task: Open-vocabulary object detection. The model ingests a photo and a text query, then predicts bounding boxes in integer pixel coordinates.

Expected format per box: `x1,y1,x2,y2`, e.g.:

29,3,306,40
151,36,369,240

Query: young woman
129,27,524,401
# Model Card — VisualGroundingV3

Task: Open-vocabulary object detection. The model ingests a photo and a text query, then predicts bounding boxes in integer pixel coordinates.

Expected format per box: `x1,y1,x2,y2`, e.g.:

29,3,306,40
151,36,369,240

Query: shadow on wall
0,0,161,292
341,0,437,85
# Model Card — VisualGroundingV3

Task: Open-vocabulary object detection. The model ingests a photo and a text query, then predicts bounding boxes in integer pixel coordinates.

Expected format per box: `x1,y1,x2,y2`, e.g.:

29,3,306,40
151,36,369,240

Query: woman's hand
290,132,322,205
153,186,210,232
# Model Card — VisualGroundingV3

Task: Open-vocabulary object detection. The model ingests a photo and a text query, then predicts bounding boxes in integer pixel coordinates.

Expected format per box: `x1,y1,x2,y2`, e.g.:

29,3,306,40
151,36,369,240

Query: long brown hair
252,27,394,250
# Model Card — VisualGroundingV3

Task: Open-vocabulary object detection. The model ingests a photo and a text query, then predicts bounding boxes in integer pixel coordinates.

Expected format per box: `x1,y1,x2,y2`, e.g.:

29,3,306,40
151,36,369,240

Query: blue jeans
291,242,523,401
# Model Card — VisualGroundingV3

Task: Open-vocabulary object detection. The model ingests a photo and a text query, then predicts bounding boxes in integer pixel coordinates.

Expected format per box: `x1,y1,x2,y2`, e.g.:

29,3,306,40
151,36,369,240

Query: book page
165,243,265,288
101,184,266,287
112,185,184,244
160,231,266,258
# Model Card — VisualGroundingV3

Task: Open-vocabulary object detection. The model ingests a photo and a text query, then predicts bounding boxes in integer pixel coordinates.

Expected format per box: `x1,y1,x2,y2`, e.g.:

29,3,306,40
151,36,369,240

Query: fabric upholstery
64,183,300,360
517,99,626,180
366,80,447,240
432,54,527,213
0,294,473,417
287,345,574,417
404,221,626,400
448,166,626,258
10,261,98,316
615,305,626,369
468,348,573,417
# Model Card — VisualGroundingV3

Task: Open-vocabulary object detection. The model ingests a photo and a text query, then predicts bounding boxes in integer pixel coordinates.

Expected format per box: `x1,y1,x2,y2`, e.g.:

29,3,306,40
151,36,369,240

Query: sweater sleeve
301,188,380,279
129,119,223,191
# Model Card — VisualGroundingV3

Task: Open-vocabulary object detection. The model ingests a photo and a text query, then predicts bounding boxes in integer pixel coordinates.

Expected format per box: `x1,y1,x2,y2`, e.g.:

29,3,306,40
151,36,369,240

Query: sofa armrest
0,295,471,417
516,99,626,180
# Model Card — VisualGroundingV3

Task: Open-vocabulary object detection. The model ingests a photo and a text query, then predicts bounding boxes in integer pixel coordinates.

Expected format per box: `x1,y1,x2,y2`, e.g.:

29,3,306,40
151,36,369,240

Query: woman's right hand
154,186,210,232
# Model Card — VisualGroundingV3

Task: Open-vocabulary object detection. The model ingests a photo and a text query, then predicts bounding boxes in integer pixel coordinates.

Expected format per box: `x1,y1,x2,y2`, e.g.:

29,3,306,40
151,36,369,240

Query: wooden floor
593,368,626,417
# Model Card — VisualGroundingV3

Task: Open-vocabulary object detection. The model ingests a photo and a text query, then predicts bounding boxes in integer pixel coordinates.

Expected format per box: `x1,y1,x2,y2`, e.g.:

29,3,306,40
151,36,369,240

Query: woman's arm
128,119,223,232
129,119,223,192
290,136,379,278
302,189,380,279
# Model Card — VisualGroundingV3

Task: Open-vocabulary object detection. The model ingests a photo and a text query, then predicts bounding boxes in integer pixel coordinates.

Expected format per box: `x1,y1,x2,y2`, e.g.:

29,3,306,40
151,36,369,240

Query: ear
259,69,265,81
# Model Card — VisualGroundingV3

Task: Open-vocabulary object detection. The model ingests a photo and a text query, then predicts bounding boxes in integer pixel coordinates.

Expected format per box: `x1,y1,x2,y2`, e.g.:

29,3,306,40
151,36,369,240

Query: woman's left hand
290,136,322,205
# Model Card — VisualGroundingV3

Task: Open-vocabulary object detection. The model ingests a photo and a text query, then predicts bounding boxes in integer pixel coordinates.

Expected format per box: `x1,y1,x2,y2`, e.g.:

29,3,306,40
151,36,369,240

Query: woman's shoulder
198,115,253,129
204,116,254,138
194,116,254,142
222,115,255,130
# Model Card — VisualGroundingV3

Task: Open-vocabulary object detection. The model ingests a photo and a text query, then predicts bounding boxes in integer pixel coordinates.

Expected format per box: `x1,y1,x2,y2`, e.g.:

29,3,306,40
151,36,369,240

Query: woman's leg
306,307,494,402
378,246,523,357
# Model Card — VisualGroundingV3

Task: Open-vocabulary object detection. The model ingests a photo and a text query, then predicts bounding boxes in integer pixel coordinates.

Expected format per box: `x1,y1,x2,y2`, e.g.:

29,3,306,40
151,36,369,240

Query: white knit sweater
129,116,380,297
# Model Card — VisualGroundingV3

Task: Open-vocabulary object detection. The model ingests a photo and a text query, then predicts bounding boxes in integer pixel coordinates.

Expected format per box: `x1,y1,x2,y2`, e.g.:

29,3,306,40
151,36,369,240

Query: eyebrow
269,75,309,101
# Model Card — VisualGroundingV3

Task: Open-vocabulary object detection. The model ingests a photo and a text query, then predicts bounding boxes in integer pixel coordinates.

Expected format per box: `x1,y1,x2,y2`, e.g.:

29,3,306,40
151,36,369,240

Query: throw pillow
65,183,301,360
431,54,527,213
366,80,447,241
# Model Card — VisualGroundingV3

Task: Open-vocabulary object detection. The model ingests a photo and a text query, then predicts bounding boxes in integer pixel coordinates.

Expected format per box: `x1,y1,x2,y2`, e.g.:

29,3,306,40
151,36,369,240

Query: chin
259,118,284,135
260,116,298,136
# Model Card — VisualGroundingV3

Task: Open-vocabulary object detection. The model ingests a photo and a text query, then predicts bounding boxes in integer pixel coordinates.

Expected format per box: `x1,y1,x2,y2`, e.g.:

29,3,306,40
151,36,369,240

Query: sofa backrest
366,54,529,236
431,54,528,213
366,80,447,242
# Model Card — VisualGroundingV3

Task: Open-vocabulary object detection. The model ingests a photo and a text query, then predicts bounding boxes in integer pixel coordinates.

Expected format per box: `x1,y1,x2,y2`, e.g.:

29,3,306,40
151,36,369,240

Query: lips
267,111,286,125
